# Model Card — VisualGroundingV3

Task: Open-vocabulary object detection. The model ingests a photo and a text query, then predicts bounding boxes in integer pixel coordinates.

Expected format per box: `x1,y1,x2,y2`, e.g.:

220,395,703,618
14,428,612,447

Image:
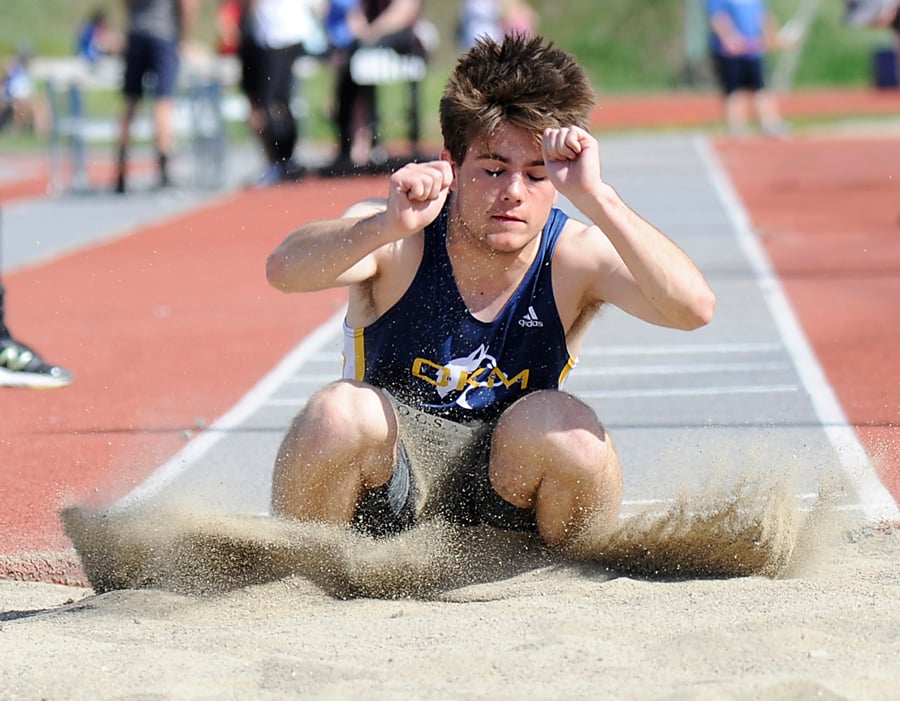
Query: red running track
716,135,900,504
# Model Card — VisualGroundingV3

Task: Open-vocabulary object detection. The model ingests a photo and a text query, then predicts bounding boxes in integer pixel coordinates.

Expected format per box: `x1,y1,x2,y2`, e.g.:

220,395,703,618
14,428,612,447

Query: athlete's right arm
266,160,452,293
266,207,390,293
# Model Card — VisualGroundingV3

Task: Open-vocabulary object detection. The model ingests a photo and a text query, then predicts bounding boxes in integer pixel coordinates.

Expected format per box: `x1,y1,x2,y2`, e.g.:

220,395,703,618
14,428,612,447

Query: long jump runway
1,132,897,575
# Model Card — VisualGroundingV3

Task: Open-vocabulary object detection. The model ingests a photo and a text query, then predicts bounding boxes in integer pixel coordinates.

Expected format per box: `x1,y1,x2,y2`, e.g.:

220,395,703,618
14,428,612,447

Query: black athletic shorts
712,53,765,95
122,32,180,99
352,397,538,537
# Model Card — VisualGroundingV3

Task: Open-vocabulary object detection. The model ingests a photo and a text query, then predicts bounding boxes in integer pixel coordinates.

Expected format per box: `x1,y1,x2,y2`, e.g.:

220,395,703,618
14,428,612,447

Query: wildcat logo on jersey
410,344,529,409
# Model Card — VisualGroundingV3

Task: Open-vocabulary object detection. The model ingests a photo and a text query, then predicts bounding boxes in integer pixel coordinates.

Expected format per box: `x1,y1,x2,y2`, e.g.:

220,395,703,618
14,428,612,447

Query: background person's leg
114,97,139,193
150,37,181,187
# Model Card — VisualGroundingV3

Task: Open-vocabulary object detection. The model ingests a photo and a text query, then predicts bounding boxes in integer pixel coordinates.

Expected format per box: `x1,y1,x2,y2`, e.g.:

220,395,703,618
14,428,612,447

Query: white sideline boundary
694,135,898,522
115,309,345,510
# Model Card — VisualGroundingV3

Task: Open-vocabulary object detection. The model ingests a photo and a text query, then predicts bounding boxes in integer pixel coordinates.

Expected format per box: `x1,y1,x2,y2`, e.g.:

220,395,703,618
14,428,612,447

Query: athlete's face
445,123,557,254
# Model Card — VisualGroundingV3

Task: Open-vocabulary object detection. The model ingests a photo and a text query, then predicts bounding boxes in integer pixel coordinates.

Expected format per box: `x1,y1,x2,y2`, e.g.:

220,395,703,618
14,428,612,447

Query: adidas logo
518,306,544,328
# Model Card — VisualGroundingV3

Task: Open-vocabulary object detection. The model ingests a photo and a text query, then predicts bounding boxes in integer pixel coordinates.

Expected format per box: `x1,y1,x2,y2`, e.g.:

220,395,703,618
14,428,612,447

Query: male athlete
266,34,716,546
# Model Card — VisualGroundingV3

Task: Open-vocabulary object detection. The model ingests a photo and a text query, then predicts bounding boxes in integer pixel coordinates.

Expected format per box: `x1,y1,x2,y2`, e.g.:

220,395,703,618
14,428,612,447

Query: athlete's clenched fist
541,126,604,203
385,160,454,237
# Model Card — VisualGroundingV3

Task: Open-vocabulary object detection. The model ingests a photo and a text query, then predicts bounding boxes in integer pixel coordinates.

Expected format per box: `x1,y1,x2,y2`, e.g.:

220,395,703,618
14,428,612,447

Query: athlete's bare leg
489,390,623,546
271,380,398,523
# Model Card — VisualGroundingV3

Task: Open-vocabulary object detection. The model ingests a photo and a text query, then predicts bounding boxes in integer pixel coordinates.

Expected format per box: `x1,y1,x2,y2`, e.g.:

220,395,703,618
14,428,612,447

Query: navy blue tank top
343,205,576,423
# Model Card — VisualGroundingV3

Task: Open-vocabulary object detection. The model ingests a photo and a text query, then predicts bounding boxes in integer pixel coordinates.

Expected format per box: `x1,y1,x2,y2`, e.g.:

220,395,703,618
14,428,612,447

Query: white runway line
579,341,784,356
115,310,345,509
694,135,899,522
574,360,790,376
577,384,799,400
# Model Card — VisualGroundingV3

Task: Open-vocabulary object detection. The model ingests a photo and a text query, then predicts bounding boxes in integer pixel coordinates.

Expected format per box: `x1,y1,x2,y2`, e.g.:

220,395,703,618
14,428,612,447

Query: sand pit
4,475,898,700
56,475,821,598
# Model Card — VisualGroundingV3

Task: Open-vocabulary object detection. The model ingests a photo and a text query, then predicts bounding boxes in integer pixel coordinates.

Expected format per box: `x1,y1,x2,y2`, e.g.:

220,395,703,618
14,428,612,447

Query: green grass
1,0,895,149
785,0,893,85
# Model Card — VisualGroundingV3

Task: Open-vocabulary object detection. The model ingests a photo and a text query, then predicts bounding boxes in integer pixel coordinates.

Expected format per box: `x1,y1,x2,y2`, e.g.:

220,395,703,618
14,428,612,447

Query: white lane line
576,384,798,399
574,361,791,376
694,135,898,522
115,310,346,509
580,342,783,356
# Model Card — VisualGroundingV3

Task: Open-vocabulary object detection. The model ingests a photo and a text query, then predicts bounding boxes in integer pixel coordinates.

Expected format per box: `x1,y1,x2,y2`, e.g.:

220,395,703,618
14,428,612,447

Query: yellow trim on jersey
341,325,367,381
352,327,366,381
558,356,577,386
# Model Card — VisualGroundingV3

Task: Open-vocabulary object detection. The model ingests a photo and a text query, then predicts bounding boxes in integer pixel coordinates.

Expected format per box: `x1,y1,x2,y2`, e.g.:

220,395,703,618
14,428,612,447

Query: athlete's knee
298,380,395,446
498,390,607,447
273,382,396,515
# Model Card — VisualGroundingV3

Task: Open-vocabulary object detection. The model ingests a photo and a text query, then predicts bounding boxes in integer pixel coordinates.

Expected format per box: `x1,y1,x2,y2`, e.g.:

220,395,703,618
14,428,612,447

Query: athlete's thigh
304,379,397,444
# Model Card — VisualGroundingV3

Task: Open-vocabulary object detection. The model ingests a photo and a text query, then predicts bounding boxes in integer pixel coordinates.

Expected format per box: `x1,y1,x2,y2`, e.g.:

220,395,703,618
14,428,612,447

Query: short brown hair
439,34,595,164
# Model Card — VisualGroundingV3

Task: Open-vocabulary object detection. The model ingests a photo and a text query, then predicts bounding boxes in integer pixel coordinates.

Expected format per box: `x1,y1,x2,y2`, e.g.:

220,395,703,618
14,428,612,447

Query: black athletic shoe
0,337,73,389
280,159,307,183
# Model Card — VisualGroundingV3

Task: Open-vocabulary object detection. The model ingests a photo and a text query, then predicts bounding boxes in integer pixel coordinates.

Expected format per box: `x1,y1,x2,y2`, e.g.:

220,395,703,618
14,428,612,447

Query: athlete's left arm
543,126,716,331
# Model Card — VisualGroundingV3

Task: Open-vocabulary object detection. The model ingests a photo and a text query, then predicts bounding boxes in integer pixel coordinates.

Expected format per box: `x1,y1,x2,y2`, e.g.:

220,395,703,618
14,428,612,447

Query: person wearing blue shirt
76,9,120,65
325,0,361,51
707,0,792,136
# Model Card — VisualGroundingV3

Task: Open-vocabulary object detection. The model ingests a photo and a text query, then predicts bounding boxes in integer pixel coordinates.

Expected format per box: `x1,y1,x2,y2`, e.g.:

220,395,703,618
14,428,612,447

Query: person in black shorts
857,1,900,83
707,0,793,137
114,0,197,193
